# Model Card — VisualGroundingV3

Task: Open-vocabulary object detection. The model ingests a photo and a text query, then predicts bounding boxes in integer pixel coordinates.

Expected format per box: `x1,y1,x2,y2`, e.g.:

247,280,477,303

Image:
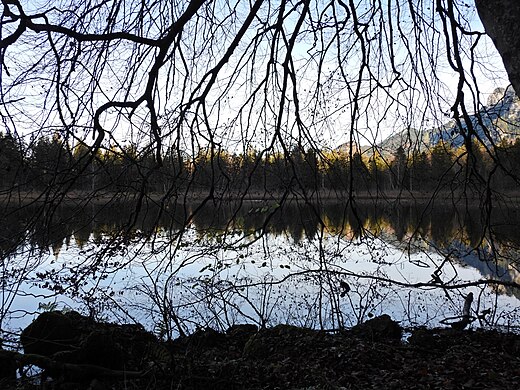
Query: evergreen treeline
2,132,520,196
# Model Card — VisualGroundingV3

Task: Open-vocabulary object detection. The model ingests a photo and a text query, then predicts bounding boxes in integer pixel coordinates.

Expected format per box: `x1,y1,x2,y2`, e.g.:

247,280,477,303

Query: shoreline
3,189,520,206
2,312,520,389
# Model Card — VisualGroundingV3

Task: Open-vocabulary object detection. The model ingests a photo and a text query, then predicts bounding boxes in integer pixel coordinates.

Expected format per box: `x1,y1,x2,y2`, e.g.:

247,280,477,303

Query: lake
1,197,520,341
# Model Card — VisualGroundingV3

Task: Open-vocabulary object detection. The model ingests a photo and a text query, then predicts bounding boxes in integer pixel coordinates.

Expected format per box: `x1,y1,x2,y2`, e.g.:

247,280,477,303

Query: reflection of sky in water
3,229,520,338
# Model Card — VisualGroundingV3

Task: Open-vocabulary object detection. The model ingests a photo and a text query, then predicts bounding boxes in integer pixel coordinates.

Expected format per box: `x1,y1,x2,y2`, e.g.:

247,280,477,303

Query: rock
20,311,164,375
225,324,258,349
78,330,124,370
487,86,517,106
226,324,258,338
21,311,80,356
243,324,317,359
187,327,226,348
408,327,441,349
0,346,16,383
351,314,402,341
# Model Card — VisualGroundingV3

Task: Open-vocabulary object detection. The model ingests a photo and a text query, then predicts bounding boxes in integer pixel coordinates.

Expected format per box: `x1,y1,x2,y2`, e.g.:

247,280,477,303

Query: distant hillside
377,127,431,155
429,86,520,147
334,141,367,156
355,86,520,156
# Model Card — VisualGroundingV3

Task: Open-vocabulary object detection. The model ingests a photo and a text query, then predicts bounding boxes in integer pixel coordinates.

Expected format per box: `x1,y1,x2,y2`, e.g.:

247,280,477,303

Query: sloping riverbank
1,312,520,389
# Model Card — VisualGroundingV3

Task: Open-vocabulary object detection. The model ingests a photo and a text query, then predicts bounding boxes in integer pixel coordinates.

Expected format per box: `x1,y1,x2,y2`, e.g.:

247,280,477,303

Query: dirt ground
2,313,520,389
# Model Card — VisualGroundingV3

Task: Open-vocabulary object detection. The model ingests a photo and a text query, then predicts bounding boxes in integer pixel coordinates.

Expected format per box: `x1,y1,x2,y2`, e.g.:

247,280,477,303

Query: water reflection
0,202,520,254
2,199,520,287
2,198,520,335
3,199,520,258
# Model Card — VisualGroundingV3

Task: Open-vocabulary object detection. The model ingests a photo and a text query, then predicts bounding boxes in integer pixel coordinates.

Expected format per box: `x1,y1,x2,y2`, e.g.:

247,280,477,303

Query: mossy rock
351,314,402,341
21,311,80,356
78,330,124,370
20,311,165,374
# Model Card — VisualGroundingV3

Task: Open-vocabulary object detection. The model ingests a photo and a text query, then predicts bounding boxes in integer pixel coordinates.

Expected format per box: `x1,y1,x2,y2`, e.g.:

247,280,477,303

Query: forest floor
3,313,520,389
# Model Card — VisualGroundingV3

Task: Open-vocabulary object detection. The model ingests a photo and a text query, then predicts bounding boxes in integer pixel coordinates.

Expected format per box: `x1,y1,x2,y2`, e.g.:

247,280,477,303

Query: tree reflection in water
1,198,520,338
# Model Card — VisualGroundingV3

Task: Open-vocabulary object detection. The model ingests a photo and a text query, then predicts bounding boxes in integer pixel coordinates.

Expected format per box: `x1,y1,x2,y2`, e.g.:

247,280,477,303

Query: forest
3,130,520,198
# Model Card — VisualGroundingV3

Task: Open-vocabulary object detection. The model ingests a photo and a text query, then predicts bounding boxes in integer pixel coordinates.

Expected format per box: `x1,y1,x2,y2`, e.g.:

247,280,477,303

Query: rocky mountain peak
487,85,517,107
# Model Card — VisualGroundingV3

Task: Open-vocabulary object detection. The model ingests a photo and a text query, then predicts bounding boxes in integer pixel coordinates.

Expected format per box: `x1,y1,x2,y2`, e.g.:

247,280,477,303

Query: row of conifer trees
1,132,519,196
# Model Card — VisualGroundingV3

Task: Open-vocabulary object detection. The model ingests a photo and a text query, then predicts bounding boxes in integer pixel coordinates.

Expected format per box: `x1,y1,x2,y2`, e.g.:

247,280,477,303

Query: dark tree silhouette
476,0,520,96
1,0,520,345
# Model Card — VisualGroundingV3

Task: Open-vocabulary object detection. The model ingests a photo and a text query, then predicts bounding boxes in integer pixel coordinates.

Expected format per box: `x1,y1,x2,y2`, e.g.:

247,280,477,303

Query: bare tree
1,0,520,337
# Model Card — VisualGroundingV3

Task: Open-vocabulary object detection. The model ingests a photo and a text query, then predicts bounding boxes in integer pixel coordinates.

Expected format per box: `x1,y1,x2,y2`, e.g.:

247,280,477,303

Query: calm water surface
2,199,520,339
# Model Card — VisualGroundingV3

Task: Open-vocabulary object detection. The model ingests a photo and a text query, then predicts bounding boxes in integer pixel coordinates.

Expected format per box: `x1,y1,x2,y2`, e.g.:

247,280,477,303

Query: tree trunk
475,0,520,97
